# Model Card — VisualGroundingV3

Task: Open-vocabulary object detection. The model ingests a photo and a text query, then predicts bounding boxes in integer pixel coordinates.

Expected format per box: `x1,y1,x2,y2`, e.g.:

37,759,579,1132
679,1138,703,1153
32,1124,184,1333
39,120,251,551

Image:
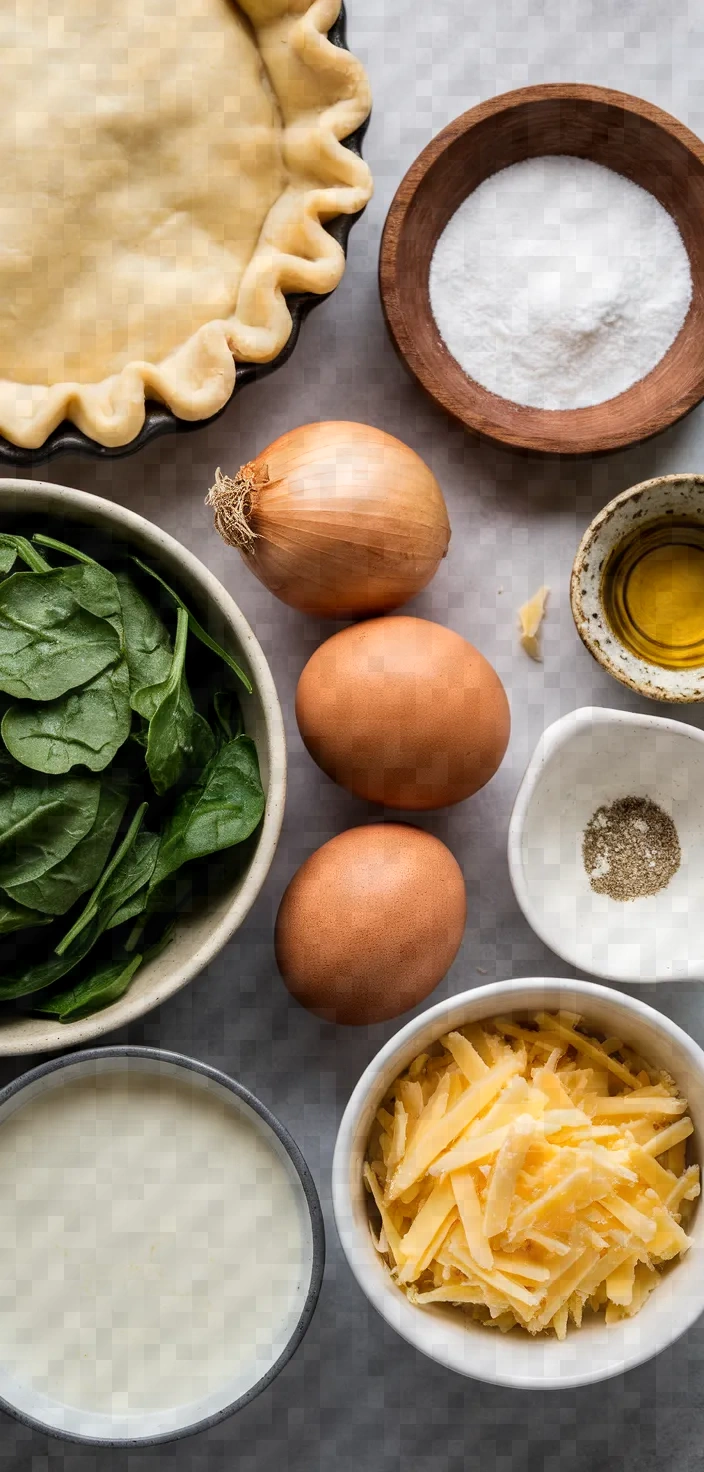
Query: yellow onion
205,420,450,618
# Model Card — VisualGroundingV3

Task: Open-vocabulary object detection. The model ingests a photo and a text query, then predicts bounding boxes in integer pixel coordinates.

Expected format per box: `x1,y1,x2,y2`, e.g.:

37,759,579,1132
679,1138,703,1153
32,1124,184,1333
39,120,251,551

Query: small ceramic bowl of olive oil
571,473,704,702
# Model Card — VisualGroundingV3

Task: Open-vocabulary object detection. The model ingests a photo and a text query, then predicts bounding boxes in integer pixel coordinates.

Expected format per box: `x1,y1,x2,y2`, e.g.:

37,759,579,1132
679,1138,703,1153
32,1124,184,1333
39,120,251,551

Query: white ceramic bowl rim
0,478,287,1054
507,705,704,983
333,976,704,1390
0,1046,325,1446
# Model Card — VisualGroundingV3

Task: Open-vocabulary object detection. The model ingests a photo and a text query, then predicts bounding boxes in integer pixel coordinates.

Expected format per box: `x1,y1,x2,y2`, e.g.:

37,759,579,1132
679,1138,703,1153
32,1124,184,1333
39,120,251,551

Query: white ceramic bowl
332,977,704,1390
508,706,704,983
0,479,286,1054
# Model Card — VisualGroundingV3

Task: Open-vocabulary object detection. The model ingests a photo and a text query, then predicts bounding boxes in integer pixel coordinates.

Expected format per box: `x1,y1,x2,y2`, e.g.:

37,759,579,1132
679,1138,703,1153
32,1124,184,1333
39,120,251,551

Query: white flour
429,155,692,410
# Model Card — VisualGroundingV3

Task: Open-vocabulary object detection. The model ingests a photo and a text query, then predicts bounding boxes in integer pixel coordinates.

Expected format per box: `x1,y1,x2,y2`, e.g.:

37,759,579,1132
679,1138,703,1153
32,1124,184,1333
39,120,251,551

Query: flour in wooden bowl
429,155,692,410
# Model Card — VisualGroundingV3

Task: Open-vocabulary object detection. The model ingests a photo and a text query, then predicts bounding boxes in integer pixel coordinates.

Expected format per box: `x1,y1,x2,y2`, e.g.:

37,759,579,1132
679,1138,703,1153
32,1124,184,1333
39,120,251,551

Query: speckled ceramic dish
571,473,704,702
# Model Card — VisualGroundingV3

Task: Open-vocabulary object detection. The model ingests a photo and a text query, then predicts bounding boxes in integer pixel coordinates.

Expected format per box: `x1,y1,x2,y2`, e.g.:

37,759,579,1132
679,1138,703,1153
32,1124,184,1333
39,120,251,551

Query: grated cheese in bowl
363,1012,700,1339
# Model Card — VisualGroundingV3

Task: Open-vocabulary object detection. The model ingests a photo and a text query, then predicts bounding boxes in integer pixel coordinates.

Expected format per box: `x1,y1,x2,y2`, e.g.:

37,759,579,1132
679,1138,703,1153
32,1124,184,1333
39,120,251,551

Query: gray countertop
5,0,704,1466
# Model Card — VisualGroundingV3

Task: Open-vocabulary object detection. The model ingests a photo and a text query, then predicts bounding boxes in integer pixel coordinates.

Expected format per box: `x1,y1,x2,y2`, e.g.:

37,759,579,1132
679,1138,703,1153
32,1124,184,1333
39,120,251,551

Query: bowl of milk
0,1047,324,1444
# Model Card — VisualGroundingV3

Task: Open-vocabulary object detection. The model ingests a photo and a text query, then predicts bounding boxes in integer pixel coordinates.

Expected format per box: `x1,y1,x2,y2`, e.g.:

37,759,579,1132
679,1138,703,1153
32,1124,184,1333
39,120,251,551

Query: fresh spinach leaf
130,556,252,693
59,563,126,648
129,725,148,751
105,881,149,931
36,952,143,1022
30,542,126,646
132,607,215,795
3,783,127,916
0,810,152,998
0,531,263,1017
0,909,103,999
56,803,156,954
212,690,243,745
2,658,131,774
96,829,160,926
117,873,191,931
0,569,121,700
0,536,50,574
0,896,53,935
114,570,173,697
0,773,100,889
150,735,264,890
130,604,188,713
105,851,188,933
190,713,217,769
32,534,97,567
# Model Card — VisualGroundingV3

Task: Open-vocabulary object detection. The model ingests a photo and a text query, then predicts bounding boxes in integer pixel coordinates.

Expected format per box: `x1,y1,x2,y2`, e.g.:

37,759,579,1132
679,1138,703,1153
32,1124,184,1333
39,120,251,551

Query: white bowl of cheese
332,977,704,1389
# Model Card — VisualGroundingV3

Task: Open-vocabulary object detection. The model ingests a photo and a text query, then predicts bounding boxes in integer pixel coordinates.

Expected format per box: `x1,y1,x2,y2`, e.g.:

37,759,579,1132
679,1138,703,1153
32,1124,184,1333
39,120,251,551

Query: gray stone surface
3,0,704,1465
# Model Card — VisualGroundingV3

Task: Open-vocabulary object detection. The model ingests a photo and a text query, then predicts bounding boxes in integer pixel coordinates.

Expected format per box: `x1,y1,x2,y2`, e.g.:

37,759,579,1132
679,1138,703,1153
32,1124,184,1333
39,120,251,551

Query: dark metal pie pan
0,4,369,466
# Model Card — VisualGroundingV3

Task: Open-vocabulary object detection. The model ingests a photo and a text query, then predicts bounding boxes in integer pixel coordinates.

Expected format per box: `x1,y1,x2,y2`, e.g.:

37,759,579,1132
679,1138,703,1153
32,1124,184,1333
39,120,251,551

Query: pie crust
0,0,372,449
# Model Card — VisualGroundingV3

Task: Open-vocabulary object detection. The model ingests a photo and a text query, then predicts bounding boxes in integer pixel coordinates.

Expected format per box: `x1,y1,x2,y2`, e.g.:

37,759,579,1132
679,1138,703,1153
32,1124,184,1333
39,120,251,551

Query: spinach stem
32,534,98,566
0,535,51,573
125,917,147,953
130,555,252,692
55,801,148,955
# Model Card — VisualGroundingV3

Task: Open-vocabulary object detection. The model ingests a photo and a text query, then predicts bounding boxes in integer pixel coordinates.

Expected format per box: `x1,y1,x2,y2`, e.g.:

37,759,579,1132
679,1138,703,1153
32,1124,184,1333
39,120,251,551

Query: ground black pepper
582,796,681,902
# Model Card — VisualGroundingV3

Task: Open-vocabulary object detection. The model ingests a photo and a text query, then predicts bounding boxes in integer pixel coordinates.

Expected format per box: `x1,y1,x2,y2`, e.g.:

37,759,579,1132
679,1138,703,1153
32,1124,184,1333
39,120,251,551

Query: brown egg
295,616,510,809
275,824,466,1025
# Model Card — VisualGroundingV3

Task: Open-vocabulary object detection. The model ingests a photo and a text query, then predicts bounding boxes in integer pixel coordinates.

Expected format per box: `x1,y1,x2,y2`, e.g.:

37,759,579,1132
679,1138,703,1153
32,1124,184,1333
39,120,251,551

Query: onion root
206,465,269,554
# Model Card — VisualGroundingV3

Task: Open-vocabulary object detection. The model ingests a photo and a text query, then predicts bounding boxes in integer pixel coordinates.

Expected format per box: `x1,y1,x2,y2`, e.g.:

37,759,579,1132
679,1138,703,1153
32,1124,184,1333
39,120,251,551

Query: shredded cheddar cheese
518,585,549,661
364,1012,699,1339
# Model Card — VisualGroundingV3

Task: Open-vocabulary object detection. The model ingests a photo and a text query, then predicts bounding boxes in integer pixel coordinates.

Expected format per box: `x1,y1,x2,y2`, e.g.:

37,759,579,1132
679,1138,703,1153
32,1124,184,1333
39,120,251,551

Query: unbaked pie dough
0,0,372,448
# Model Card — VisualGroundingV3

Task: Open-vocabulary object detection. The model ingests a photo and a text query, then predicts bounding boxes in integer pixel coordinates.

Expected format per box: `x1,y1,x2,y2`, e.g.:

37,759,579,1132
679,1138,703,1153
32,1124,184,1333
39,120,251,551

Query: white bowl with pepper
508,707,704,983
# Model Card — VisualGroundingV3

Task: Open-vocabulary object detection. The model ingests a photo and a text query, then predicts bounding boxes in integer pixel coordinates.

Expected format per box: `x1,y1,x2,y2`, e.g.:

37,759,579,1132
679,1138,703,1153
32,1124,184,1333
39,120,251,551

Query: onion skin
207,421,450,618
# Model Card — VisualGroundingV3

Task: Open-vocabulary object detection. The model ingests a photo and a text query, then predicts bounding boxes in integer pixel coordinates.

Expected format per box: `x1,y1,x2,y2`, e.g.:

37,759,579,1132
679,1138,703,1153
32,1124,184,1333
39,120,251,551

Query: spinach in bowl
0,532,264,1022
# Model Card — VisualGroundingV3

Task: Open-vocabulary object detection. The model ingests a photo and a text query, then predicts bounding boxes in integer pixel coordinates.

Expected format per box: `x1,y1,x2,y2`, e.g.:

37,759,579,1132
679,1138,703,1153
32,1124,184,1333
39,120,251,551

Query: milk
0,1063,308,1423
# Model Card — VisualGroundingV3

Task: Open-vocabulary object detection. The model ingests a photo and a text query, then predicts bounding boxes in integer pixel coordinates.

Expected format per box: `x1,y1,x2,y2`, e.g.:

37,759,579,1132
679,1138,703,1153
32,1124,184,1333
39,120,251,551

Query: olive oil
602,518,704,670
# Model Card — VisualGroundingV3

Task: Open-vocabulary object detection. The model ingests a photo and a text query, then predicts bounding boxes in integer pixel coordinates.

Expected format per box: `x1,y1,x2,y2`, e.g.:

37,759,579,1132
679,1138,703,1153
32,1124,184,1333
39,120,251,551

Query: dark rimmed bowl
0,1046,325,1445
0,4,369,467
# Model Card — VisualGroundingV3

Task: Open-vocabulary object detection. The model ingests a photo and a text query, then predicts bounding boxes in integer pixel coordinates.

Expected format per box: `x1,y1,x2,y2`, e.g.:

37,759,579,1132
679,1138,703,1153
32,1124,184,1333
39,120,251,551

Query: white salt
429,155,692,410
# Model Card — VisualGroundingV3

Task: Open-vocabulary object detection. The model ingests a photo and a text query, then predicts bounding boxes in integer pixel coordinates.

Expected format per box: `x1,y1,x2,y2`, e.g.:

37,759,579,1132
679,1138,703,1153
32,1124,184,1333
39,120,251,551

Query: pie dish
0,0,372,453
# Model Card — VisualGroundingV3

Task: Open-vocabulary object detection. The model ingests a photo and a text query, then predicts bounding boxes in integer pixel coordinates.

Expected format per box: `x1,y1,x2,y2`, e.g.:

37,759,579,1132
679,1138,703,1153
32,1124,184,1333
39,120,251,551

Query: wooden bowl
379,83,704,456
